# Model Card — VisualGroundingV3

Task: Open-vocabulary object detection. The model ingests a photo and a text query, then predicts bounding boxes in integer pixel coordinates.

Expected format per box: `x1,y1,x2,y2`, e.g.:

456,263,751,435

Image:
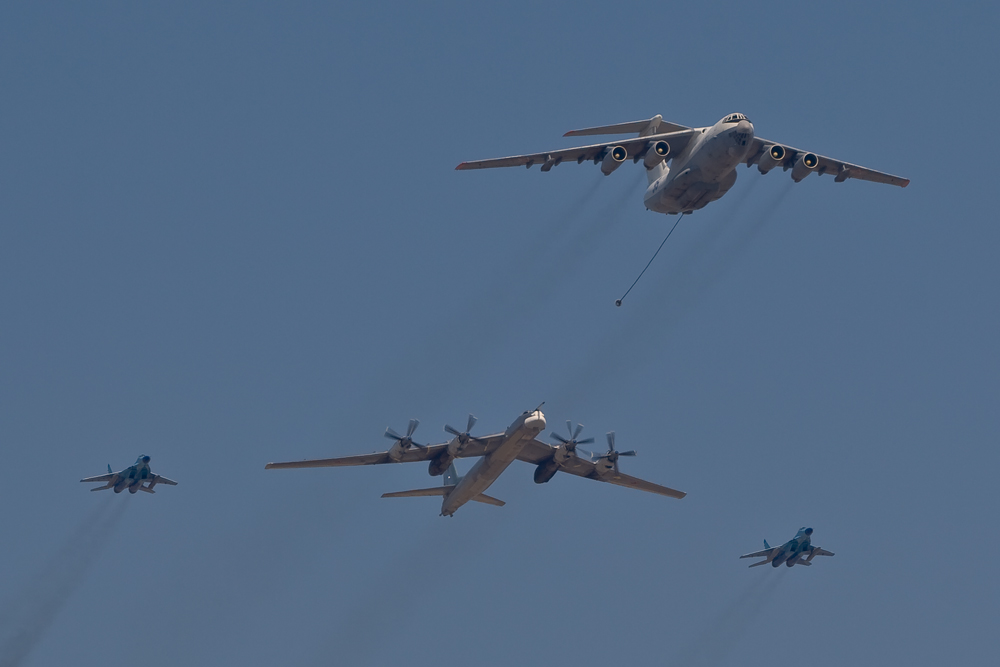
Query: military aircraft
457,113,908,216
265,406,685,516
739,527,835,568
80,455,178,494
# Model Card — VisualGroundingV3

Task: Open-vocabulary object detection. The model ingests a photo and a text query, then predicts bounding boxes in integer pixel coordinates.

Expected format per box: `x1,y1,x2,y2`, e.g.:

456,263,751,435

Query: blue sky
1,2,997,665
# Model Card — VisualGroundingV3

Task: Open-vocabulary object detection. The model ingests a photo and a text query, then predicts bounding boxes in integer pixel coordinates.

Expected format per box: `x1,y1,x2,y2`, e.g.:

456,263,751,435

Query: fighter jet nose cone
805,527,813,535
141,455,151,463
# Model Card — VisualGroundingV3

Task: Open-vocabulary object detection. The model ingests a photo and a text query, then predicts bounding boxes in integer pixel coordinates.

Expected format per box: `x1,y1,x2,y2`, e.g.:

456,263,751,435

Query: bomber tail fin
444,462,461,487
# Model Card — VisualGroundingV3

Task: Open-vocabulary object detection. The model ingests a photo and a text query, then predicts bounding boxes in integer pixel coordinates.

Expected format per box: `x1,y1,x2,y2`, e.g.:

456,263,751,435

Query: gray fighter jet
458,113,908,216
80,455,178,494
740,527,834,568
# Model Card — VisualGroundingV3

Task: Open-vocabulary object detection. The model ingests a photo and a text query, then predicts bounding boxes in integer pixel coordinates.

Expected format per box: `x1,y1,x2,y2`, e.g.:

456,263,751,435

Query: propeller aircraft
739,527,835,568
458,112,908,216
80,455,178,494
265,406,685,516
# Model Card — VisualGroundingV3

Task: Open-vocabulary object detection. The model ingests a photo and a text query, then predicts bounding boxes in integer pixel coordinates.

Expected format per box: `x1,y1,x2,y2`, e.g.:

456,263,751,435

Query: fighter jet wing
740,548,777,559
456,130,698,171
265,434,508,469
516,439,686,499
748,136,909,187
80,473,117,483
811,547,835,557
149,474,178,486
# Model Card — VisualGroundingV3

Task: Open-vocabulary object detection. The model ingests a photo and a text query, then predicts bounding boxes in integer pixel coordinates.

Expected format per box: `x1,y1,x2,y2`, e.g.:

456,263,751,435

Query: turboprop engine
756,144,786,174
791,152,819,182
600,146,628,175
429,414,481,476
533,421,594,484
642,140,670,169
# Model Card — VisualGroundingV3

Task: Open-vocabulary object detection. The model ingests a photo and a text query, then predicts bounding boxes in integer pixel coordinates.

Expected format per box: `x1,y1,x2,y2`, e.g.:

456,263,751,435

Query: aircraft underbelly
648,150,741,214
441,437,528,515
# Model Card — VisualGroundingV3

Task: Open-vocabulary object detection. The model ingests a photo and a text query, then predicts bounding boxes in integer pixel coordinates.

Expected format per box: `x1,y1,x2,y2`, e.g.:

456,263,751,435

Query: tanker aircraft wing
456,129,698,172
746,136,909,187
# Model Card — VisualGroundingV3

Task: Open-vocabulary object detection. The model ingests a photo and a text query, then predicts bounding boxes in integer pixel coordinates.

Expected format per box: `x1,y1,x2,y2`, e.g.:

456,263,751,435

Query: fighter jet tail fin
107,464,113,474
763,539,771,549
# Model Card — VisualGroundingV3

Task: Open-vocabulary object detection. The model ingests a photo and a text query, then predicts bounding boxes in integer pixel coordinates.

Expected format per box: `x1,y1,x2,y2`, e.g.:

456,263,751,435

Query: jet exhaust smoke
666,573,785,667
0,498,127,667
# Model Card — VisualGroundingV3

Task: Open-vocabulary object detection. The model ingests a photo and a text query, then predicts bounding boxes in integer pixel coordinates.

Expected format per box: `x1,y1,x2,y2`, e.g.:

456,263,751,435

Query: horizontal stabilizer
382,485,454,499
139,485,156,494
90,484,112,492
470,493,505,507
748,560,771,568
564,115,689,138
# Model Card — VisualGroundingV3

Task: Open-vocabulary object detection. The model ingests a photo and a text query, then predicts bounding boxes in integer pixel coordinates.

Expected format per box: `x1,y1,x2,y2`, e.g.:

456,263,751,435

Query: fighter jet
265,406,685,516
458,113,908,216
740,527,834,568
80,455,178,494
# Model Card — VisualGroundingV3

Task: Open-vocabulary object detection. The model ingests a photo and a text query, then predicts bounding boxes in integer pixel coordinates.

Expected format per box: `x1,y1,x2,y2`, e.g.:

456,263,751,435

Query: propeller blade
613,461,620,474
444,425,462,437
551,432,570,444
606,432,616,450
385,428,403,441
406,419,419,437
619,450,637,457
572,423,584,440
577,448,596,461
466,414,478,432
577,437,595,445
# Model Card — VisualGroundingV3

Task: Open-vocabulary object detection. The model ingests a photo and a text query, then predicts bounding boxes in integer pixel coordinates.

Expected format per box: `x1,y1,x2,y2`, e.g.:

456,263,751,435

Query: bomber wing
747,136,909,187
516,439,686,499
456,130,698,172
264,434,507,470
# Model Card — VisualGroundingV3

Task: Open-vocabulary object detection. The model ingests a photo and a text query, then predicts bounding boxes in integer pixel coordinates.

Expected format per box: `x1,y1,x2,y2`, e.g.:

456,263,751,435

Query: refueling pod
642,140,670,169
791,152,819,182
600,146,628,175
756,144,786,174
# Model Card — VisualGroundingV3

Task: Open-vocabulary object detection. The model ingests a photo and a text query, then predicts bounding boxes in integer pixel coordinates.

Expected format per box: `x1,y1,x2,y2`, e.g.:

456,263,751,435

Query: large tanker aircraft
458,113,908,216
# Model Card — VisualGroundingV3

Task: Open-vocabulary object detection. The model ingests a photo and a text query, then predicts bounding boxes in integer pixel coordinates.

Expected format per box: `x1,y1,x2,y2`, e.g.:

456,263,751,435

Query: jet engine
756,144,786,174
642,140,670,169
600,146,628,175
791,152,819,182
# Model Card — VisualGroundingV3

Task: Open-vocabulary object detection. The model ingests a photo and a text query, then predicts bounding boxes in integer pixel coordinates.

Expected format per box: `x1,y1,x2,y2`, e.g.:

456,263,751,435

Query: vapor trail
0,499,128,667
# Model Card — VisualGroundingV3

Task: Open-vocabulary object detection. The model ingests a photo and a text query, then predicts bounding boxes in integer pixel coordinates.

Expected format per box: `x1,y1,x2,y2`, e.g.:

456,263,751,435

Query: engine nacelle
428,453,455,477
791,152,819,182
600,146,627,175
533,460,559,484
642,141,670,169
756,144,786,174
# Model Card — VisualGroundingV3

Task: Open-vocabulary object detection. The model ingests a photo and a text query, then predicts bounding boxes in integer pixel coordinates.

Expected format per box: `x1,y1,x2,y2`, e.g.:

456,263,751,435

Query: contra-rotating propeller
444,414,484,446
384,419,425,450
550,421,595,454
591,431,636,473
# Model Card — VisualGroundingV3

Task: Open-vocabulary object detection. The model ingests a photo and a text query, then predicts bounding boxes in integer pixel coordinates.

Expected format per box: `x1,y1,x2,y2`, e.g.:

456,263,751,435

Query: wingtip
455,162,469,170
900,179,910,188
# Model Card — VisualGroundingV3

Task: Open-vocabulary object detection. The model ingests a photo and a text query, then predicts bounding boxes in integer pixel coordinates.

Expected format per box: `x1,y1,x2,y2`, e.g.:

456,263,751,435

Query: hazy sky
1,2,997,666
